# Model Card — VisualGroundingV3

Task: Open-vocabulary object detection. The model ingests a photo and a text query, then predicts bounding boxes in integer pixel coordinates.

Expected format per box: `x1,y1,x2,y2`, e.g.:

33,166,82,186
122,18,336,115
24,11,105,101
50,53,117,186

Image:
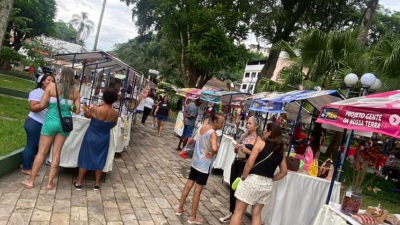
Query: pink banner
316,90,400,138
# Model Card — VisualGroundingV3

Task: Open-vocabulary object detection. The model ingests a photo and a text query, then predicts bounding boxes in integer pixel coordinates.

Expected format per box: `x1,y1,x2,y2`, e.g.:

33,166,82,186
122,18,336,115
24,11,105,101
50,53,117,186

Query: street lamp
344,73,379,97
337,72,380,182
360,73,376,95
344,73,359,98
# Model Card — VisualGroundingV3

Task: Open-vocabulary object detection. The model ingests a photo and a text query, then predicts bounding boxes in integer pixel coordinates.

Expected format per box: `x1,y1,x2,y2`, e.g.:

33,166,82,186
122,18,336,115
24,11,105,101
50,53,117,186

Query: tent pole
307,108,316,139
338,130,355,182
89,64,98,105
79,60,86,92
326,129,348,204
263,113,269,131
119,68,130,116
71,53,76,69
287,100,304,156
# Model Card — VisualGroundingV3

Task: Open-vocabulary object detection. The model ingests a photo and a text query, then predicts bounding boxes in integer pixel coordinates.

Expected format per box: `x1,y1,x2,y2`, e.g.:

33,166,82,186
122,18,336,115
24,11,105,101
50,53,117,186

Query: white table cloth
259,172,341,225
313,204,348,225
49,114,132,172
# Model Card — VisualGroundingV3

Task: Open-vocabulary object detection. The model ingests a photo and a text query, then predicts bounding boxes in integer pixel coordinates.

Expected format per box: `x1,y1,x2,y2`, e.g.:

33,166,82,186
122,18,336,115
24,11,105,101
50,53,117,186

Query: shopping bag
175,121,184,129
308,159,319,177
180,138,195,159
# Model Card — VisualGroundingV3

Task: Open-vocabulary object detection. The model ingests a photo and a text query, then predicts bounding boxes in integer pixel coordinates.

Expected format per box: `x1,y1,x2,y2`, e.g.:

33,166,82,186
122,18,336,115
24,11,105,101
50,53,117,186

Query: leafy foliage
69,12,94,40
52,21,80,44
120,0,253,87
3,0,56,51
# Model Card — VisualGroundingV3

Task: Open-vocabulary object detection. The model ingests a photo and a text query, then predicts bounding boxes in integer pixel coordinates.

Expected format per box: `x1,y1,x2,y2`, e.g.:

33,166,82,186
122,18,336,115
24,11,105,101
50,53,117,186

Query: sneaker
219,213,232,223
45,160,51,166
93,185,100,191
73,182,82,190
187,218,204,224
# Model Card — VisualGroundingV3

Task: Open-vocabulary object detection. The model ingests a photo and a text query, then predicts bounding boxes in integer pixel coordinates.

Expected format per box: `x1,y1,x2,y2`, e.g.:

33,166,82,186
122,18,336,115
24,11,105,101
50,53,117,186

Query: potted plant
341,142,380,215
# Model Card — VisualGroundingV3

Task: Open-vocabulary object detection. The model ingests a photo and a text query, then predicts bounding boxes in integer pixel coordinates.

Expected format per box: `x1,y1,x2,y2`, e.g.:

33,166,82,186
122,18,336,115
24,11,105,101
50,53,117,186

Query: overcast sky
55,0,400,51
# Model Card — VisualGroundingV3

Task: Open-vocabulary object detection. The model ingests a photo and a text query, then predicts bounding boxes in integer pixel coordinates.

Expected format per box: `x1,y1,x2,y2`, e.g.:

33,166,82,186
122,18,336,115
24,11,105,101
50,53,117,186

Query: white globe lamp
370,78,381,90
360,73,376,87
344,73,359,86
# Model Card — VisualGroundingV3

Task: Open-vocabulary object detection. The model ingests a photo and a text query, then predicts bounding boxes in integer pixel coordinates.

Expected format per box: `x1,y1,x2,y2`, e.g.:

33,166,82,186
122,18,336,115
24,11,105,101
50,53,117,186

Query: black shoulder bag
55,84,73,132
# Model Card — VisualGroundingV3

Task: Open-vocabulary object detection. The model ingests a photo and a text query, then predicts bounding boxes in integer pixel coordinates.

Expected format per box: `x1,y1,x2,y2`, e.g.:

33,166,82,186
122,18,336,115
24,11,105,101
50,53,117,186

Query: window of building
244,72,250,78
241,84,247,90
251,72,257,77
249,85,254,91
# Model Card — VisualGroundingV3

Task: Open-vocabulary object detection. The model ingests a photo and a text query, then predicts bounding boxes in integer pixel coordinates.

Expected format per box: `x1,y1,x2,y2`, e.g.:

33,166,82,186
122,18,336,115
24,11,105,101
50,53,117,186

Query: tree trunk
361,0,379,45
93,0,107,51
259,49,280,79
0,0,14,51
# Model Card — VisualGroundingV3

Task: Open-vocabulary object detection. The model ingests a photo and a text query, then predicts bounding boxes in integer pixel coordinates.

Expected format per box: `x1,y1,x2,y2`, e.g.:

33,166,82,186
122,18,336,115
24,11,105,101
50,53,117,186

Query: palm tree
70,12,94,41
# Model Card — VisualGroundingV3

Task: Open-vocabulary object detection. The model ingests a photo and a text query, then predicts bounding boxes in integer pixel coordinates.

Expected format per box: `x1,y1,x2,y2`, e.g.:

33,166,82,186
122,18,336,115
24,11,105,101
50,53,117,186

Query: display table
314,202,400,225
214,138,342,225
258,172,341,225
49,114,132,172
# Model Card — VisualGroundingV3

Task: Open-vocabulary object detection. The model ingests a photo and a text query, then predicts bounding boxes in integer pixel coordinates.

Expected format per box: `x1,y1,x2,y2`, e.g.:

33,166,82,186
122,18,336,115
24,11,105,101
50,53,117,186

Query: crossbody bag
55,84,73,132
231,150,274,190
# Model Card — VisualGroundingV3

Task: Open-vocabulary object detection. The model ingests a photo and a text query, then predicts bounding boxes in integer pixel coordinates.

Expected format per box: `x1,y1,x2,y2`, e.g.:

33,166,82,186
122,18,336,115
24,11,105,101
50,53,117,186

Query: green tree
69,12,94,41
1,0,56,70
3,0,56,51
53,21,79,43
251,0,365,80
0,0,14,51
120,0,253,88
112,35,182,86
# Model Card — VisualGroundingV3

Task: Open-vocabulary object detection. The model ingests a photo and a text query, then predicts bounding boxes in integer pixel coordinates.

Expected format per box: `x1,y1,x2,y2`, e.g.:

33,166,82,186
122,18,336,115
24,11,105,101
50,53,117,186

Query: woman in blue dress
74,89,119,191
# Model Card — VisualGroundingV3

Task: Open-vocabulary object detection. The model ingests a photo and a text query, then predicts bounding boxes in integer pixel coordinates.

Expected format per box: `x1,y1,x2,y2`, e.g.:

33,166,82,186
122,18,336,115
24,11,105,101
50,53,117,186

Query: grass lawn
320,154,400,213
0,95,29,156
0,74,36,92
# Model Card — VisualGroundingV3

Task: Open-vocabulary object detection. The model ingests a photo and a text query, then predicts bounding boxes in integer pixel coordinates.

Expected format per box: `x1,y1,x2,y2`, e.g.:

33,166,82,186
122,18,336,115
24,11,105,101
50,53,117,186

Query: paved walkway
0,120,251,225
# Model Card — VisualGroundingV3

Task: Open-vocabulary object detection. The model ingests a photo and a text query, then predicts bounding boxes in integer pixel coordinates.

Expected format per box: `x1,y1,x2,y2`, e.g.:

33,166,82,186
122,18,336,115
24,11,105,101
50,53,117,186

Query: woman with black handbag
22,68,80,190
219,116,262,223
230,123,288,225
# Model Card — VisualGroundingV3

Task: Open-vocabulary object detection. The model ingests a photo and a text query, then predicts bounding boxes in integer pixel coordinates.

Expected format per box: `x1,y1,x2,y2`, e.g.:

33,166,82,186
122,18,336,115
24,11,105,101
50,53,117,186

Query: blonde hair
59,68,76,97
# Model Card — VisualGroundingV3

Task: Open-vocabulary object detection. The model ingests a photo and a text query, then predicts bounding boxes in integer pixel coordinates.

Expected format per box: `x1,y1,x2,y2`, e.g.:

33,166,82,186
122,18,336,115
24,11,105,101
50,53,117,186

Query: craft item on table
365,205,389,224
351,214,377,225
303,146,314,171
318,158,334,180
384,214,399,225
294,154,305,170
308,159,319,177
286,156,300,171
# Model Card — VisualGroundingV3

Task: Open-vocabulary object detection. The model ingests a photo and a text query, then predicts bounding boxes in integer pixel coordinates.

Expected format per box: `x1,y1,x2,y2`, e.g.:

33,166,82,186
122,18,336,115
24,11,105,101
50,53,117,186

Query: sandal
187,217,204,224
175,208,187,216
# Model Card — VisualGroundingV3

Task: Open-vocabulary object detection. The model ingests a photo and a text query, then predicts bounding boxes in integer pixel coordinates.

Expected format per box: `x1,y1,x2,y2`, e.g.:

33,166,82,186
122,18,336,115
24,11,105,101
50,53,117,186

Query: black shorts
188,167,209,186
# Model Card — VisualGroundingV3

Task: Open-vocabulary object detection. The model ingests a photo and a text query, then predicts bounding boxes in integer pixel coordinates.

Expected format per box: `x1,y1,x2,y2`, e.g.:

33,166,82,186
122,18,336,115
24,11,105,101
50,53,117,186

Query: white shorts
234,174,273,205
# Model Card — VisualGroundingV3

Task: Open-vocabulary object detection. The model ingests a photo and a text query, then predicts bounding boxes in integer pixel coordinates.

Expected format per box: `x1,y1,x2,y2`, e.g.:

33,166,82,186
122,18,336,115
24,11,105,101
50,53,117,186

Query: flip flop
21,180,34,189
175,208,187,216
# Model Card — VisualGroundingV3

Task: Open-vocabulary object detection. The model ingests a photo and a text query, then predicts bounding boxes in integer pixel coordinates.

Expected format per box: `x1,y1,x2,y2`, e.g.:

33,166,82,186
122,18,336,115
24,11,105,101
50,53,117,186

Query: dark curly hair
103,88,119,104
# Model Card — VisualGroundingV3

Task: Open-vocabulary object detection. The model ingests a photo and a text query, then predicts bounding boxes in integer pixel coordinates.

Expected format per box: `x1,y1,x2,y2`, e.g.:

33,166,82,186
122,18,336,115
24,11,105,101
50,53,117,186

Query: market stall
47,51,143,173
213,90,346,225
315,90,400,225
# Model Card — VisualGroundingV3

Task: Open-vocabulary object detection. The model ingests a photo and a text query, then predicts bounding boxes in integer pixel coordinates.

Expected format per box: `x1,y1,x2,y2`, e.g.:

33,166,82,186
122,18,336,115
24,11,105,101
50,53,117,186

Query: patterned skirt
234,174,274,205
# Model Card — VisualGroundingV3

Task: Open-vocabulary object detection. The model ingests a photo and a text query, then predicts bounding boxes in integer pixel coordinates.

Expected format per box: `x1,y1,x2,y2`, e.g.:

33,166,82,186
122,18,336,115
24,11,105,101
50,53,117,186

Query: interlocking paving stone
0,118,253,225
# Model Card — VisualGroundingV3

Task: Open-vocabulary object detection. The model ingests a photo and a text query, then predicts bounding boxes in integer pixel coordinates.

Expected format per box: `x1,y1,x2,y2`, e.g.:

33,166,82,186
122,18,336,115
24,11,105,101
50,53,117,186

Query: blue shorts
183,124,195,138
157,115,168,122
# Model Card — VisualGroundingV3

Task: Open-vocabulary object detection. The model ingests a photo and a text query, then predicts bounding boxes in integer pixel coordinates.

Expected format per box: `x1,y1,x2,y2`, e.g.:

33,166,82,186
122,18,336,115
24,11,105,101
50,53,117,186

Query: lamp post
338,72,379,181
326,72,381,204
